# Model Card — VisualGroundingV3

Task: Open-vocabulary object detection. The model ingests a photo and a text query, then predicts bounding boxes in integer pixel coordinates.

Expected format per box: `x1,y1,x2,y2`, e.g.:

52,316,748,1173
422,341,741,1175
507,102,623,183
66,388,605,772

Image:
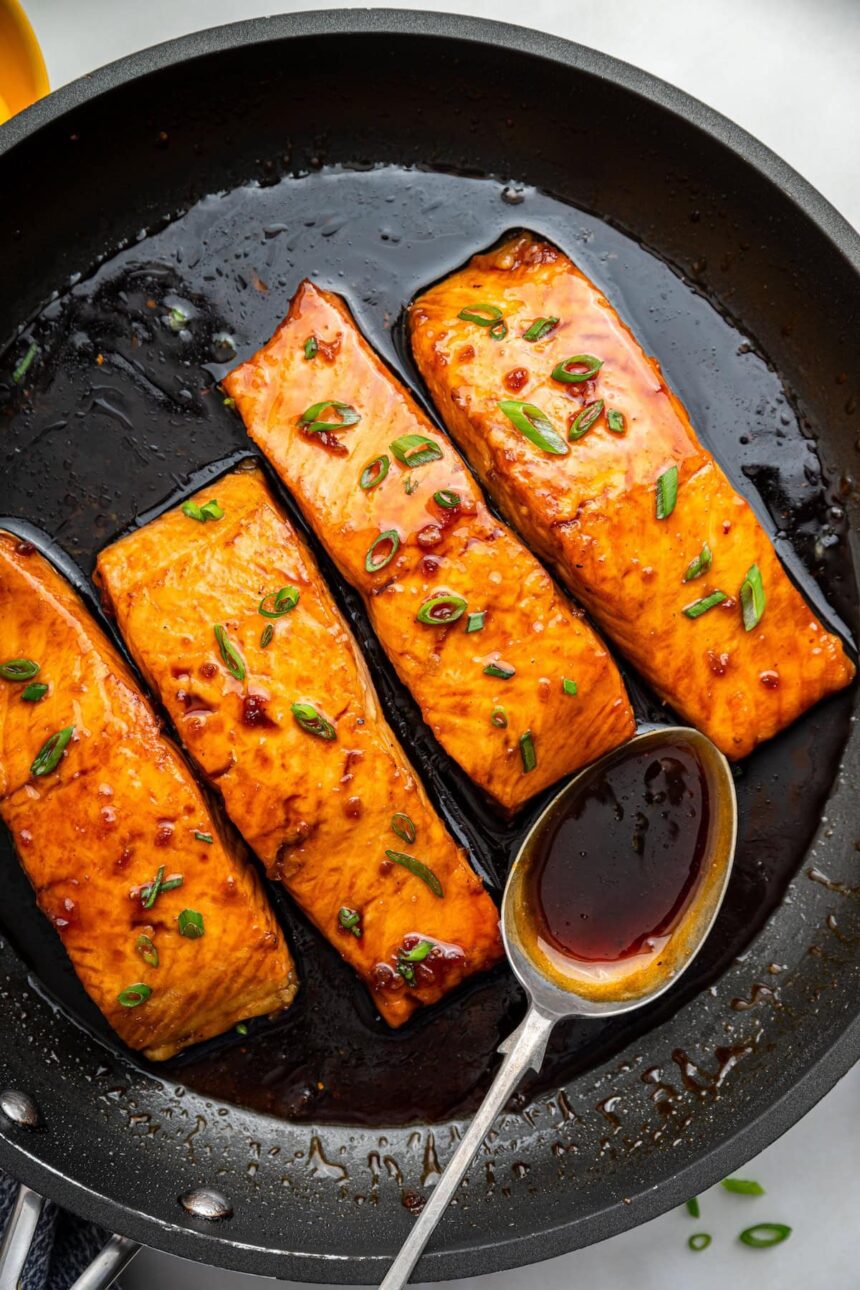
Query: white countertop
19,1,860,1286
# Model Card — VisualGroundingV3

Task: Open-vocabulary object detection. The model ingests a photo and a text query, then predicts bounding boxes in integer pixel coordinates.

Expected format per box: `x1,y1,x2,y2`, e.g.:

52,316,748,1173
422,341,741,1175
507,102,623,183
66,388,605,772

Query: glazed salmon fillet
0,532,297,1061
97,468,503,1026
222,283,633,811
409,234,855,759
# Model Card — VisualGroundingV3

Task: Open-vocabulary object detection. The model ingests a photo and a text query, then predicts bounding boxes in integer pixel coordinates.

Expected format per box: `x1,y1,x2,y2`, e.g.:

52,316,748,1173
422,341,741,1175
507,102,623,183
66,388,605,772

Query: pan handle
0,1183,140,1290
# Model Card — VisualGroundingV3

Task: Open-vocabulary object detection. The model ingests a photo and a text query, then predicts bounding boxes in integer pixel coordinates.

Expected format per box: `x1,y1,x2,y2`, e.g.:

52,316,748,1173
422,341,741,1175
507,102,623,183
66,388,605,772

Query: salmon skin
222,282,634,811
0,532,297,1061
409,233,855,760
97,467,503,1027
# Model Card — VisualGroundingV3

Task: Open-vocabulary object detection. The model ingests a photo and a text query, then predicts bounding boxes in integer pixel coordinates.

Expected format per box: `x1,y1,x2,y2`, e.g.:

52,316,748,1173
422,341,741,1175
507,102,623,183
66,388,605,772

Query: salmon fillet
96,467,503,1026
0,532,297,1061
221,282,633,810
409,234,855,759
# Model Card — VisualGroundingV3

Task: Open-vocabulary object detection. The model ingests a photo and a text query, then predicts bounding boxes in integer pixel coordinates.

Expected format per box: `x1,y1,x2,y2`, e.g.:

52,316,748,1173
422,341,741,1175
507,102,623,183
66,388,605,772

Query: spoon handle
379,1004,556,1289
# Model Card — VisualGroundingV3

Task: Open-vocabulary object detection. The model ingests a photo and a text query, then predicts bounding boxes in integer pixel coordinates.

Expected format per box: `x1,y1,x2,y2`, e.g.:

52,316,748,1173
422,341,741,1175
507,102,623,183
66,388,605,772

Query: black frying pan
0,11,858,1284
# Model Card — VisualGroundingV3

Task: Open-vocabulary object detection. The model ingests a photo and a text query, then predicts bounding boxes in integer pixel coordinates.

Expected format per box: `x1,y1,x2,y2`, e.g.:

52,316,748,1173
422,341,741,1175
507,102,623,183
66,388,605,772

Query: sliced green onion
30,726,74,777
683,543,713,582
403,476,417,495
488,318,507,341
260,624,274,649
360,455,390,491
365,530,400,573
223,396,236,410
683,591,727,619
433,489,461,509
21,682,48,703
484,662,515,680
303,336,318,360
136,934,159,968
458,303,503,327
569,399,604,441
686,1197,701,1219
298,400,361,434
740,564,765,632
235,1022,249,1035
391,812,417,844
142,865,165,911
178,908,205,939
519,730,537,773
194,831,213,844
0,658,40,681
656,465,679,519
465,611,486,633
168,305,188,331
291,701,336,740
118,983,151,1008
159,876,184,894
498,400,568,455
490,705,508,728
386,850,444,898
12,341,39,385
259,586,300,618
552,354,603,384
738,1223,791,1248
182,498,223,523
396,959,417,986
417,593,467,626
401,939,433,963
338,906,362,938
523,316,559,343
182,501,204,521
606,409,626,434
214,625,245,681
390,434,443,469
562,677,578,696
722,1178,765,1196
688,1233,711,1252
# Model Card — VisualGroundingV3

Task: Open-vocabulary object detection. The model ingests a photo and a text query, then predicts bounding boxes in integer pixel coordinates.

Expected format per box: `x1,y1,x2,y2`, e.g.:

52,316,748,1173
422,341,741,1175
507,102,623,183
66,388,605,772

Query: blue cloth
0,1171,118,1289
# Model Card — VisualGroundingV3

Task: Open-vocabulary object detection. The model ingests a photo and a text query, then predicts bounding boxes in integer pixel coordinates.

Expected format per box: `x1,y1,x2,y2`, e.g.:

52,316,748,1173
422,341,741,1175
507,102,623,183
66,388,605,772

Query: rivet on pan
0,1089,40,1127
179,1188,233,1220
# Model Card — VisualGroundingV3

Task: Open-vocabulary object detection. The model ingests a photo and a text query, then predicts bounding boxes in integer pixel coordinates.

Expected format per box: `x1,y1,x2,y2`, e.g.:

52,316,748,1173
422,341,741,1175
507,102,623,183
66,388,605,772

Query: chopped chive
606,409,626,433
365,529,400,573
484,661,515,680
178,909,205,939
656,465,679,519
214,625,246,681
417,593,467,626
740,563,765,631
385,850,444,898
519,730,537,773
259,585,300,618
498,400,568,455
182,498,222,523
303,336,318,360
458,303,503,328
390,434,443,469
260,624,274,649
12,341,39,385
298,400,361,434
135,934,159,968
291,701,336,740
391,812,417,845
30,726,74,777
465,610,486,633
562,677,578,696
569,399,604,441
683,542,713,582
685,1197,701,1219
683,591,727,619
0,658,40,681
338,906,362,938
688,1233,711,1252
117,983,151,1008
194,831,214,844
738,1223,791,1248
433,489,461,509
551,354,603,384
21,682,48,703
523,316,559,342
360,455,390,491
722,1178,765,1196
490,705,508,728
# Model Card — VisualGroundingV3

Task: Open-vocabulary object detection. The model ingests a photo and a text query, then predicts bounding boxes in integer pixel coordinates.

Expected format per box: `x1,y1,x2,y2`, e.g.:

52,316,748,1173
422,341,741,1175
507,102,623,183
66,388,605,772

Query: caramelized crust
221,282,633,810
409,234,855,758
0,533,297,1060
97,468,503,1025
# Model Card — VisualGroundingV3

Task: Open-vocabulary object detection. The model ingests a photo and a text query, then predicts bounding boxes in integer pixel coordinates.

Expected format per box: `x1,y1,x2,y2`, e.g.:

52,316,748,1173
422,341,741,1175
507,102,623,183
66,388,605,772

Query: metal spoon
380,725,737,1289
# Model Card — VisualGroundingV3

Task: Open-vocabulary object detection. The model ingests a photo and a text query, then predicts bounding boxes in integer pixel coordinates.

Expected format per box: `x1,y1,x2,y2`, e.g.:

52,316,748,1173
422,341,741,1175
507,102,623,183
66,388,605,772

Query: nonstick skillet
0,10,858,1285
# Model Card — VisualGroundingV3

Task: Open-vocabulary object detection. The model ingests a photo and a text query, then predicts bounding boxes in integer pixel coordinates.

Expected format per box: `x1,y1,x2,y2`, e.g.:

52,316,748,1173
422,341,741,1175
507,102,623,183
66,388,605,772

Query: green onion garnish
738,1223,791,1248
484,662,515,680
338,906,362,938
214,625,246,681
117,984,151,1009
552,354,603,384
0,658,40,681
740,563,765,632
683,591,727,618
606,409,626,434
223,396,236,410
298,400,361,434
404,476,417,495
433,489,461,509
498,400,568,455
458,303,504,336
259,586,300,618
396,939,434,983
562,677,578,695
304,336,318,360
178,909,205,939
21,682,48,703
30,726,74,777
391,812,417,844
656,465,679,519
390,434,443,469
417,593,467,625
465,611,486,633
523,316,559,343
683,543,713,582
722,1178,765,1196
194,831,213,844
135,934,159,968
235,1022,249,1035
365,530,400,573
686,1197,701,1219
360,455,390,491
569,399,604,441
168,305,188,331
490,705,508,728
260,624,274,649
688,1233,711,1252
385,850,444,898
519,730,537,773
291,701,336,740
182,498,223,523
12,341,39,385
142,865,165,910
